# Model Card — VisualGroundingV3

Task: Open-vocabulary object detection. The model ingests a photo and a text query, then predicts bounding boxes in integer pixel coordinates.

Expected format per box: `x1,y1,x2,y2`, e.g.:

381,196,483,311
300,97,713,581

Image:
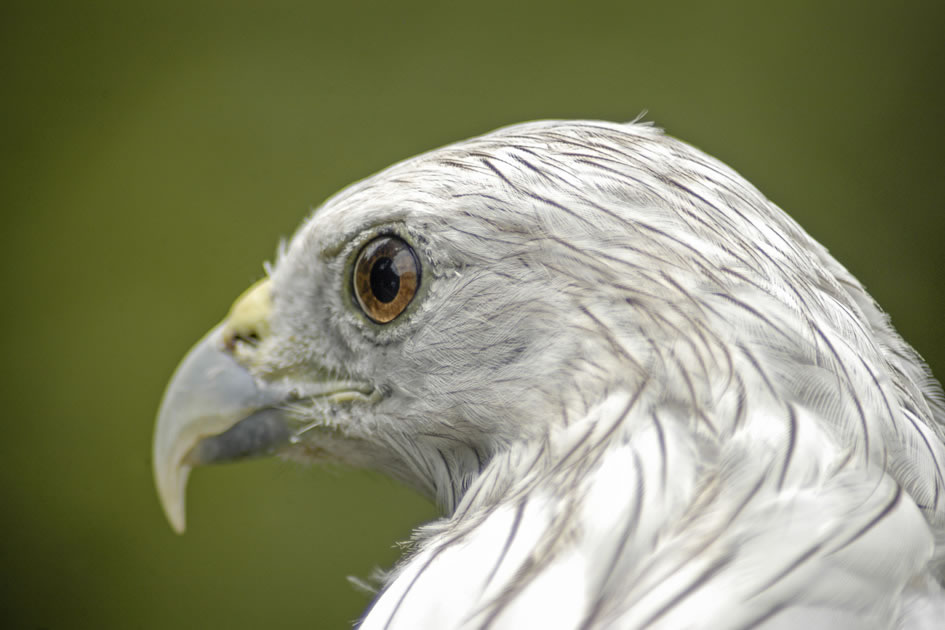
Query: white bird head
155,121,668,527
153,120,945,628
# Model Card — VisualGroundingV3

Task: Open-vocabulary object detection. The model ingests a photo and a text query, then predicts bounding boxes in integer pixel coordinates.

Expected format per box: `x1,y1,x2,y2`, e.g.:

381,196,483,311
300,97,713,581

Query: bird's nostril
220,278,273,352
223,330,260,352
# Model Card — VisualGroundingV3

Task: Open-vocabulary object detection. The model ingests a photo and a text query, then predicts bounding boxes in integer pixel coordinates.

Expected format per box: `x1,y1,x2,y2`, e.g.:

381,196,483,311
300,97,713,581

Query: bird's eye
353,236,421,324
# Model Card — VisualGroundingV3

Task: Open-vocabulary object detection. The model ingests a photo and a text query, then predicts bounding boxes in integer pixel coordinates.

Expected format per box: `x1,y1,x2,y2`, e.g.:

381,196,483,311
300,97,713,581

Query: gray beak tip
156,462,190,534
152,326,236,535
152,324,289,534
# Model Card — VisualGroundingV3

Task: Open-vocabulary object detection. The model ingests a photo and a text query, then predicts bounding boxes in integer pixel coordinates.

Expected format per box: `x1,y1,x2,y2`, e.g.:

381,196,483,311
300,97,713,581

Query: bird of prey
153,120,945,628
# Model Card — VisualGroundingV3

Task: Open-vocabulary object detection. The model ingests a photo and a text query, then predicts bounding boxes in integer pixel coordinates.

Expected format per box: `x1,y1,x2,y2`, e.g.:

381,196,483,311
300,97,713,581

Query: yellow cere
222,278,273,352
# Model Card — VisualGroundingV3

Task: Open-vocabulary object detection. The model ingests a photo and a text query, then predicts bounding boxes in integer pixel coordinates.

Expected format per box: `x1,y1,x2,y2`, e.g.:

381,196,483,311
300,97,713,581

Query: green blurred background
2,1,943,627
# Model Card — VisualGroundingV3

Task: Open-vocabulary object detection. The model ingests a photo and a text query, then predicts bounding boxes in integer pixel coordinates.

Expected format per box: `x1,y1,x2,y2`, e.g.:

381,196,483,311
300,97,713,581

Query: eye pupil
370,257,400,303
353,235,421,324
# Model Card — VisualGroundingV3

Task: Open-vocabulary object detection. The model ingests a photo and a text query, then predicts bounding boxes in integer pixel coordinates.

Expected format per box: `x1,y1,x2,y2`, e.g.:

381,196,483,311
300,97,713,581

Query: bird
153,120,945,629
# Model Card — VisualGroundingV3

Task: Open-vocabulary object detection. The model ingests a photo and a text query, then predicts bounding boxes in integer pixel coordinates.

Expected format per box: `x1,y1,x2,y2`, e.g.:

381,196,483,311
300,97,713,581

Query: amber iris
353,236,420,323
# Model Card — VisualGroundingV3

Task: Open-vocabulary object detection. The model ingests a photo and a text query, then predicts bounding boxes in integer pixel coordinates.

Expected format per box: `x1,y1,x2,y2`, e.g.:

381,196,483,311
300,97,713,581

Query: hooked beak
152,279,290,533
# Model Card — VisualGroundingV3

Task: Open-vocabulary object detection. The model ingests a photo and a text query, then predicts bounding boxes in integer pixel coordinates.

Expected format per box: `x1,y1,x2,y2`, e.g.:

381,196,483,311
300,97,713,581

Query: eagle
153,120,945,628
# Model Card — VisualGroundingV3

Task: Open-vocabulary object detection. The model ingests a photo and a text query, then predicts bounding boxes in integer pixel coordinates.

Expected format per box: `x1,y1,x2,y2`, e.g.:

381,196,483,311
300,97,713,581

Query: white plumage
154,120,945,628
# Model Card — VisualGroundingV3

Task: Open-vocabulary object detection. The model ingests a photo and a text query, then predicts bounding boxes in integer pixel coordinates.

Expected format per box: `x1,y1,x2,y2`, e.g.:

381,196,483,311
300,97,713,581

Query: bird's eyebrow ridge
316,220,411,261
